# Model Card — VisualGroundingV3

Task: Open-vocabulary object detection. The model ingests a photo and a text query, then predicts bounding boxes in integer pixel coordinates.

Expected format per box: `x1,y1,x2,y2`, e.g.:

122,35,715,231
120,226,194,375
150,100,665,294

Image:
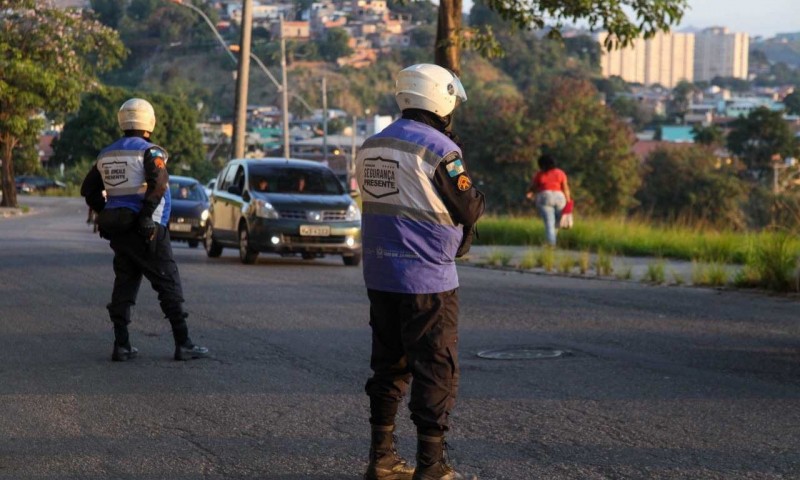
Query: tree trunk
0,133,19,208
435,0,462,76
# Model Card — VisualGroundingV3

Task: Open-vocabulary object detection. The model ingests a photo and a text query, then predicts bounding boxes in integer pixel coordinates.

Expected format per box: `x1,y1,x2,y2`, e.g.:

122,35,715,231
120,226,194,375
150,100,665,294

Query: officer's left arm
81,164,106,213
433,154,485,226
140,146,169,218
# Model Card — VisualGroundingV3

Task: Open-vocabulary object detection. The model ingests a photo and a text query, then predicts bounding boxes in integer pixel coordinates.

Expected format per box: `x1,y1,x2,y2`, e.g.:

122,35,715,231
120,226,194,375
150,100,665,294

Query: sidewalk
461,245,741,286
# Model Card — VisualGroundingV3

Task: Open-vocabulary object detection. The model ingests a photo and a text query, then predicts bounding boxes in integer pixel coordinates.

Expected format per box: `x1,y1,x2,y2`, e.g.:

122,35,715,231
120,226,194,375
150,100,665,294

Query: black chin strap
402,109,451,133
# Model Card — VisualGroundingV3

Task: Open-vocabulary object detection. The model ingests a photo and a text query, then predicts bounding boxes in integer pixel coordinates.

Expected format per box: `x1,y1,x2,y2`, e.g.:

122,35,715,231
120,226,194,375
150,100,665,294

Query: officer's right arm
81,164,106,213
140,146,169,218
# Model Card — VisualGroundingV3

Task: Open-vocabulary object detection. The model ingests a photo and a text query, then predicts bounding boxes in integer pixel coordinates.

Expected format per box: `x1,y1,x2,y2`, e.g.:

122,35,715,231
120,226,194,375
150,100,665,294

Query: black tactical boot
364,424,415,480
174,341,210,361
412,434,465,480
111,342,138,362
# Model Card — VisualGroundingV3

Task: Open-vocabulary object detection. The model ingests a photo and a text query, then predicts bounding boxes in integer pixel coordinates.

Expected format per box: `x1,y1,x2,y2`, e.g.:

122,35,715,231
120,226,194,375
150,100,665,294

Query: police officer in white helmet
81,98,209,362
356,64,485,480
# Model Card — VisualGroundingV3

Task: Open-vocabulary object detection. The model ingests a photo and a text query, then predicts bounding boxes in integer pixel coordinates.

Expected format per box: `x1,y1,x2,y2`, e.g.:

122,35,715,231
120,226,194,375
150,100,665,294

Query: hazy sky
678,0,800,37
460,0,800,38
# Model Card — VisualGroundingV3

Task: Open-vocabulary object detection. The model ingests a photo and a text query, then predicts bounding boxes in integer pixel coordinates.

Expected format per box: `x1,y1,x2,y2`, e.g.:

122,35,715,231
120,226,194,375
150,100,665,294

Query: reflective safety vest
96,136,170,226
356,118,463,294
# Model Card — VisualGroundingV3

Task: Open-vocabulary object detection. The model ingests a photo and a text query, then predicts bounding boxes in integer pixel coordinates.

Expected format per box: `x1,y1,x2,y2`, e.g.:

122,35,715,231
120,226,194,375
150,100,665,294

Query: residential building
693,27,749,82
599,31,694,88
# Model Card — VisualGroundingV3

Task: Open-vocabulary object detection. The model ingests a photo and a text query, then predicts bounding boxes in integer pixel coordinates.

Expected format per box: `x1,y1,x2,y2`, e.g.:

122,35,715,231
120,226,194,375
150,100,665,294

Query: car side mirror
227,185,242,196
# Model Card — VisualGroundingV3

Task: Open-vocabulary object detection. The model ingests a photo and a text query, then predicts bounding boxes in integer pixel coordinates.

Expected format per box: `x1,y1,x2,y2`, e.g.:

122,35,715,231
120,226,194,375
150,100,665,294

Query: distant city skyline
461,0,799,39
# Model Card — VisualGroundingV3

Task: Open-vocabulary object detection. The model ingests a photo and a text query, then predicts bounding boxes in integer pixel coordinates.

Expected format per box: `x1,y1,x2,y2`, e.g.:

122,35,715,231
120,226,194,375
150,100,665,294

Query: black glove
137,214,156,241
456,224,475,258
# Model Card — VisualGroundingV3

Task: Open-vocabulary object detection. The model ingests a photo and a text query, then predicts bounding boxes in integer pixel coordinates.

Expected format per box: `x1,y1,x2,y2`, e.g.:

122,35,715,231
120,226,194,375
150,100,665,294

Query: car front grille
284,235,347,244
169,217,199,226
279,210,348,221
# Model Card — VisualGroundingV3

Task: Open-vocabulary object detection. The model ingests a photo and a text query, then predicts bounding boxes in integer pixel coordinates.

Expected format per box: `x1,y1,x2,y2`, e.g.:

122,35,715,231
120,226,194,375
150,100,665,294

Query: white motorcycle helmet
395,64,467,117
118,98,156,132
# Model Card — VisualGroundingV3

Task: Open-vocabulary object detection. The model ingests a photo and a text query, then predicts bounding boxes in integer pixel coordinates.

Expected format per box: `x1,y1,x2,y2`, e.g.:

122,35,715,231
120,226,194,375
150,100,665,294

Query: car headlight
345,203,361,221
254,199,279,219
200,209,210,221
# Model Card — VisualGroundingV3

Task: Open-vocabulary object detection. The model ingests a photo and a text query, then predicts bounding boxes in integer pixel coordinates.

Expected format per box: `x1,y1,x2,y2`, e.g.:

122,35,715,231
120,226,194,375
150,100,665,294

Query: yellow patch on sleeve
457,174,472,191
154,158,166,170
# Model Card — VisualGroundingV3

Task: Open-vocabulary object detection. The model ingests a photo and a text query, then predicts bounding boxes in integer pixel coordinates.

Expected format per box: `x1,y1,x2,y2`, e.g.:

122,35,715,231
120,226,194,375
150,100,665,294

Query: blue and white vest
355,118,463,294
96,136,170,226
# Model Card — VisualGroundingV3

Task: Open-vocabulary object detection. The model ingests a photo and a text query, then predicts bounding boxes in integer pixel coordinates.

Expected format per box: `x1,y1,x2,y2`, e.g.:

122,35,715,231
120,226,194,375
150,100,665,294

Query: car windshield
249,166,344,195
170,182,207,201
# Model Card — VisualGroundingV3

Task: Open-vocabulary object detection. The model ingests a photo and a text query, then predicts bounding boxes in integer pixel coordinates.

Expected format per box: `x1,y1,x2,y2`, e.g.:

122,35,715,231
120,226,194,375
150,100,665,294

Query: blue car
168,175,210,248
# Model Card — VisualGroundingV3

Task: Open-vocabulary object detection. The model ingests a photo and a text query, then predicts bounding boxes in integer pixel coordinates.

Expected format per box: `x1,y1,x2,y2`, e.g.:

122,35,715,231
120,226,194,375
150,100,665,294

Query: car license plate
299,225,330,236
169,223,192,232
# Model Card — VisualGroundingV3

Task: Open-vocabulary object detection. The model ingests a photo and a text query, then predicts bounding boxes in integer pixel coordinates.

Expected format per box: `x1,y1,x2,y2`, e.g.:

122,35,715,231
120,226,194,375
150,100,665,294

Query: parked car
168,175,210,248
15,175,66,193
205,158,362,265
204,178,216,197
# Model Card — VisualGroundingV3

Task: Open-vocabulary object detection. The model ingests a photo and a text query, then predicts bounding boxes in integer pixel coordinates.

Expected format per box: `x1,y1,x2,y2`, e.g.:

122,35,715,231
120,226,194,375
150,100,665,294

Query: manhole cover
476,347,565,360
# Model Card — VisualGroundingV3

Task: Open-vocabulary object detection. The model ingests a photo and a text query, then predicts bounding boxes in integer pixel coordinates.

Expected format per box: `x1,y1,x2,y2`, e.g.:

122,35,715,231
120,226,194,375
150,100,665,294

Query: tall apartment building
599,31,694,88
693,27,749,81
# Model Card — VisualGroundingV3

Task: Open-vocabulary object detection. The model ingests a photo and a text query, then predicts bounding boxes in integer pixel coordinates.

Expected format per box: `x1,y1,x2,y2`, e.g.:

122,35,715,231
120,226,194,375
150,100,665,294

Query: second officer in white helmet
81,98,210,362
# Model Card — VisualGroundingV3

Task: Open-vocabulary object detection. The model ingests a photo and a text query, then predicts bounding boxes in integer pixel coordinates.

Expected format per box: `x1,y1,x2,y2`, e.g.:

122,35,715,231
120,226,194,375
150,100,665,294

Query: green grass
734,233,799,292
578,251,590,275
519,249,537,270
616,265,633,280
692,261,729,287
596,250,614,276
536,248,556,272
644,260,666,284
485,248,513,267
475,215,799,264
557,253,575,274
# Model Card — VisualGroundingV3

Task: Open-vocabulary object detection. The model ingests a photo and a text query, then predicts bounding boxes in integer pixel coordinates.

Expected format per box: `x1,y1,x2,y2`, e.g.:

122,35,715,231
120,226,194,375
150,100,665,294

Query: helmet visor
450,74,467,104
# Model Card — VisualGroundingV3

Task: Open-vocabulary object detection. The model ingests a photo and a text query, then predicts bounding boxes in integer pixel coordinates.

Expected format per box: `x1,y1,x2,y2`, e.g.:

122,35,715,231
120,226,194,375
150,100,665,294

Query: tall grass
475,215,796,264
692,261,729,287
596,250,614,276
734,233,799,292
644,260,666,284
485,248,513,267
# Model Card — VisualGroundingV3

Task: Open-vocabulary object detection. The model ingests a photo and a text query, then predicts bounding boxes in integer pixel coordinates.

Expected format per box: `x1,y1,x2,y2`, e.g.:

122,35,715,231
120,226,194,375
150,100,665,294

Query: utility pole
322,76,328,164
280,14,290,161
233,0,253,159
350,115,357,191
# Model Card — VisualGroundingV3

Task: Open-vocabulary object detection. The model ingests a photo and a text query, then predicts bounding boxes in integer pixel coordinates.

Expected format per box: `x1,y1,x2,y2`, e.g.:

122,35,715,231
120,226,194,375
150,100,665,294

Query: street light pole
232,0,253,159
171,0,302,162
170,0,237,65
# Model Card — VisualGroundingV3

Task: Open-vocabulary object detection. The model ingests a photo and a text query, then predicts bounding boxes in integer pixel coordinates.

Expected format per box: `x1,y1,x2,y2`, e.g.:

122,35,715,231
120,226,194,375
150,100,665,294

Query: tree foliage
784,91,800,116
456,57,536,211
533,77,640,214
318,28,353,63
0,0,126,206
691,124,724,147
727,107,799,175
52,88,212,181
635,146,746,229
436,0,688,74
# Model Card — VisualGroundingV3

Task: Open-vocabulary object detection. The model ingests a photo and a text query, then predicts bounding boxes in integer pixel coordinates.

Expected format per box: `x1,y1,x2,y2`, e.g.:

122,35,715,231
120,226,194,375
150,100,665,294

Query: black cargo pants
106,223,189,346
365,288,459,435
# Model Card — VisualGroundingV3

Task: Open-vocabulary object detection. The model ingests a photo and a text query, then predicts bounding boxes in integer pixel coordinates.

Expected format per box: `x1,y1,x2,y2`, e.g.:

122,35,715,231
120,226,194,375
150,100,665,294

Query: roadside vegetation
473,215,800,293
476,215,799,264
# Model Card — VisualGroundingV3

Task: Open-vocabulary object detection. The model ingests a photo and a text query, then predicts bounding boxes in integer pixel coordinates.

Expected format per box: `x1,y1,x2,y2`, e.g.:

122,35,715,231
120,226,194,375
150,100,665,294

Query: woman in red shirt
525,154,571,246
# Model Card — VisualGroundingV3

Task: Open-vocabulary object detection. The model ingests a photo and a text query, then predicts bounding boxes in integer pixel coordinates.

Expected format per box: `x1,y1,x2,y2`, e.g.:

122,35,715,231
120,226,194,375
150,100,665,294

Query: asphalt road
1,196,799,480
